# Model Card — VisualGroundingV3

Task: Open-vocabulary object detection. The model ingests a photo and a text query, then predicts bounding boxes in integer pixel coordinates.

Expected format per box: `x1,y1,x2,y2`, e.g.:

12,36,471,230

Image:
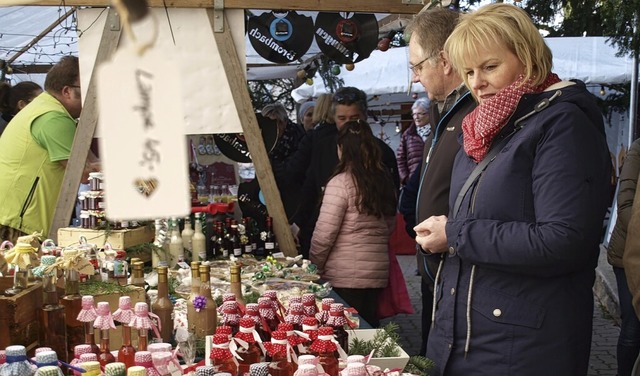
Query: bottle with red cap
315,298,334,326
220,300,243,335
277,322,306,357
93,301,116,366
301,317,319,354
243,303,267,343
210,333,239,375
257,297,280,341
264,330,295,376
284,303,305,332
235,317,264,376
112,296,136,368
309,327,340,376
325,303,349,353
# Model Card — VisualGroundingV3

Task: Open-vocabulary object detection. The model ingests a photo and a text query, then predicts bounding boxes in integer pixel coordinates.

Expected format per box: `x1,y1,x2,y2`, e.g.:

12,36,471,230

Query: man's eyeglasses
412,112,428,117
409,51,440,75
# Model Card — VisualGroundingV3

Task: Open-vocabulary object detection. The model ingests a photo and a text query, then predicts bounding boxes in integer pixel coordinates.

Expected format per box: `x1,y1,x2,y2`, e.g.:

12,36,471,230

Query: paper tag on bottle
177,261,190,269
97,46,190,220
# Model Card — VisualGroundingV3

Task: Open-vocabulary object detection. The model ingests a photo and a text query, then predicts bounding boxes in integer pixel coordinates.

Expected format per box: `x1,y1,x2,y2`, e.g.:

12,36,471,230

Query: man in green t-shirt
0,56,99,243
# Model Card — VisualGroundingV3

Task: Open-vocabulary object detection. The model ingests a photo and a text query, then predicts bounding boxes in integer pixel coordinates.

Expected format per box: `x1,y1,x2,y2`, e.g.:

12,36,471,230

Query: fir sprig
404,355,435,376
348,322,401,358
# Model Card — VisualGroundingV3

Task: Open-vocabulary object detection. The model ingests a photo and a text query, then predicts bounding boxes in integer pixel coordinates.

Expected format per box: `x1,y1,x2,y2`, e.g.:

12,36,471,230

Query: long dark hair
333,120,397,218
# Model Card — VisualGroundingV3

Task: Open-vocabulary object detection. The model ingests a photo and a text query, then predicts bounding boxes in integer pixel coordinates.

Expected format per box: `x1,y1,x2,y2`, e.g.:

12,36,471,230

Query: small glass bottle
70,344,92,376
127,365,147,376
112,296,136,368
39,255,67,362
192,213,207,262
130,303,155,351
264,217,276,256
315,298,334,326
309,327,340,376
229,263,246,306
302,293,318,318
301,316,319,354
284,302,305,332
77,295,101,357
326,303,349,353
194,264,217,339
168,217,184,268
220,301,242,335
152,266,174,343
104,362,127,376
235,317,263,376
94,301,116,367
186,261,201,335
210,333,238,375
265,330,294,376
182,217,195,260
277,322,305,356
257,297,280,341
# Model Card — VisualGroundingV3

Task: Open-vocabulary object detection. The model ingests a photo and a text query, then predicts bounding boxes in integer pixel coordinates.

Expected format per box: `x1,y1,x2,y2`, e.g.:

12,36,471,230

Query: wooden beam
208,9,298,257
24,0,423,14
49,8,122,241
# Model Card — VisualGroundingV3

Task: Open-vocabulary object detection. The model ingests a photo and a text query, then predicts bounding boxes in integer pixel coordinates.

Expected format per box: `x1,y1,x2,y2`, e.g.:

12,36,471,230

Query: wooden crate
0,277,42,352
58,226,155,250
89,285,147,350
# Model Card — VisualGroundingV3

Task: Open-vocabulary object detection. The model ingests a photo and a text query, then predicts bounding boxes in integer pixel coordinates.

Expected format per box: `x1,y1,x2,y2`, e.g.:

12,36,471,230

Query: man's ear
16,99,28,111
441,52,454,76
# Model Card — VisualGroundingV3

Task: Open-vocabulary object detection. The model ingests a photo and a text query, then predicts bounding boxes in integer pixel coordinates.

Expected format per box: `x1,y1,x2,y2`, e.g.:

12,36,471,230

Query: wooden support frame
26,0,424,14
49,7,122,241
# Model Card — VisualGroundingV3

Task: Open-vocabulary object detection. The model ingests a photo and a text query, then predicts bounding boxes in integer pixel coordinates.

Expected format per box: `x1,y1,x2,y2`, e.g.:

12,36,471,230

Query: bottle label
113,260,126,277
234,248,242,257
265,242,275,250
222,249,229,257
244,245,252,254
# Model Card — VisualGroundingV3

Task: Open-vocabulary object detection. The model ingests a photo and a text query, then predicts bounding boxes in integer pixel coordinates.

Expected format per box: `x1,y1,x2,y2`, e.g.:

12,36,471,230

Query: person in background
400,7,476,357
397,97,431,186
0,81,43,137
297,100,315,132
311,93,334,129
608,138,640,376
414,4,610,375
310,120,397,327
0,56,100,243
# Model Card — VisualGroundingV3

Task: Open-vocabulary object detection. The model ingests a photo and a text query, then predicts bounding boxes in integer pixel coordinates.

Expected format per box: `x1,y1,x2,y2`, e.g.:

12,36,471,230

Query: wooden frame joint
213,0,224,32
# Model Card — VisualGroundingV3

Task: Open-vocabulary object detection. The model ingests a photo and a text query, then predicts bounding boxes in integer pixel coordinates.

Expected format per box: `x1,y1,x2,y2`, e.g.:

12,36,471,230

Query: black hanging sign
247,11,314,64
213,113,279,163
314,12,379,64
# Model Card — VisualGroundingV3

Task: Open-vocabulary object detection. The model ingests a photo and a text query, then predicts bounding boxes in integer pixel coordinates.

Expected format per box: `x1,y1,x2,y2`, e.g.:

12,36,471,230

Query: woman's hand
414,215,448,253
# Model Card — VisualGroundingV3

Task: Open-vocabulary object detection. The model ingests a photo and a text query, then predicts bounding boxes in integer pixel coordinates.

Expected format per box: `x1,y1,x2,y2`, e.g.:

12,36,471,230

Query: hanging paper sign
247,11,314,64
314,12,379,64
97,46,190,220
213,113,279,163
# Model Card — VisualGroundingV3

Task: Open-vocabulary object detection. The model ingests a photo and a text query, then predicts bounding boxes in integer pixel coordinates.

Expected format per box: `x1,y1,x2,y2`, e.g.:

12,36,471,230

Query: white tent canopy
291,36,637,103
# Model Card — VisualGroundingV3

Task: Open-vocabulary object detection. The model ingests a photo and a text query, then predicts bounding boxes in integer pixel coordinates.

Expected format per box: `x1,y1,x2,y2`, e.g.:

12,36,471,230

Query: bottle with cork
186,261,201,335
152,266,174,343
194,264,217,339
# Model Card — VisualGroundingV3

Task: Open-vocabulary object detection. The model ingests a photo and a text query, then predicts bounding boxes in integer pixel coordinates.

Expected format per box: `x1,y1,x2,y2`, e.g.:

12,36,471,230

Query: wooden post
208,9,298,257
48,8,122,241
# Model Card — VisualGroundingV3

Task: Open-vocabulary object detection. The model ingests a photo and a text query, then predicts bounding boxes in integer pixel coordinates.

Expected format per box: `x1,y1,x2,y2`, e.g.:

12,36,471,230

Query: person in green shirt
0,56,99,243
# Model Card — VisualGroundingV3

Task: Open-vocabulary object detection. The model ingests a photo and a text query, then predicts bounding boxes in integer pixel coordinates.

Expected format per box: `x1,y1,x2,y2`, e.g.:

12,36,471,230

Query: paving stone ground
382,254,621,376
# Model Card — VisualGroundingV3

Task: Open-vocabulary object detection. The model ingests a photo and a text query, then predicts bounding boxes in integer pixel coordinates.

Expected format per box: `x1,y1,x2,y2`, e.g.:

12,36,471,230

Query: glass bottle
220,301,242,335
77,295,101,357
266,330,294,376
127,365,147,376
168,217,184,268
153,219,169,268
182,217,194,261
186,261,201,335
195,264,217,339
235,318,263,376
230,221,242,257
258,297,280,341
241,218,253,255
192,213,207,262
229,263,246,306
284,302,305,332
326,303,349,353
131,303,153,351
104,362,127,376
95,302,116,367
302,293,318,318
315,298,334,325
114,298,136,368
309,327,339,376
152,266,174,343
210,333,238,375
265,217,276,256
131,261,151,308
40,256,68,362
301,316,319,354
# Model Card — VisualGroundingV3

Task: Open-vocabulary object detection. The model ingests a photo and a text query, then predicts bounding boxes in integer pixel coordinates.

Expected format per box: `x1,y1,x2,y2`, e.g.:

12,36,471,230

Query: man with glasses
0,55,99,243
276,86,399,259
398,7,476,356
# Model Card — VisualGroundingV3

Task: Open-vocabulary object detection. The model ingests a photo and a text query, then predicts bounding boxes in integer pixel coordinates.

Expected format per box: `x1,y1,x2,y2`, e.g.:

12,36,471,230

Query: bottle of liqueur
219,300,242,335
168,217,184,268
230,221,242,258
229,263,246,306
112,296,136,368
241,218,253,255
94,301,117,366
194,264,217,339
192,213,207,262
301,317,319,355
234,317,264,376
264,217,276,256
325,303,349,354
209,333,238,376
152,266,174,343
309,327,341,376
181,216,195,261
264,330,295,376
302,293,319,318
130,303,160,351
284,302,305,332
186,261,201,335
37,255,67,362
257,297,280,341
153,219,170,268
76,295,101,357
315,298,334,326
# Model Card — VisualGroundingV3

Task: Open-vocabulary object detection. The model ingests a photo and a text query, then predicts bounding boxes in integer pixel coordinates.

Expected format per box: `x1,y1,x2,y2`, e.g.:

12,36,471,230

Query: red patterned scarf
462,73,561,162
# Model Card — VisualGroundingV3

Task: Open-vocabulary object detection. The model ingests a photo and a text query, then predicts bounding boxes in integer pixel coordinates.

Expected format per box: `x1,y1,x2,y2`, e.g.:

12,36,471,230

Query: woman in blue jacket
414,4,611,375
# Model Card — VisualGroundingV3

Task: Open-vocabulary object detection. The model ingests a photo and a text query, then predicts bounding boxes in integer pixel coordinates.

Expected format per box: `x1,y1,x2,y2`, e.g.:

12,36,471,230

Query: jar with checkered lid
0,345,34,376
220,300,242,335
257,297,280,341
34,350,63,376
195,365,216,376
104,362,126,376
309,327,339,376
284,303,305,332
127,366,146,376
248,362,269,376
264,330,294,376
325,304,348,353
81,361,101,376
315,298,334,325
301,316,319,353
209,333,238,376
35,366,61,376
301,294,318,318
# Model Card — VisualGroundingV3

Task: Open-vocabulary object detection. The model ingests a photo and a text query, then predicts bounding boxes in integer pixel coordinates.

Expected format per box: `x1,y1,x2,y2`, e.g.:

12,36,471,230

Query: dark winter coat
427,81,611,376
397,123,426,185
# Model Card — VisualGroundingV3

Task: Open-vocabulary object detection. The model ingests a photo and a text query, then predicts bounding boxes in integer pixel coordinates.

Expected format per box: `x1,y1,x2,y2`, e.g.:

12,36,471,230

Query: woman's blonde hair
312,93,334,124
444,3,553,88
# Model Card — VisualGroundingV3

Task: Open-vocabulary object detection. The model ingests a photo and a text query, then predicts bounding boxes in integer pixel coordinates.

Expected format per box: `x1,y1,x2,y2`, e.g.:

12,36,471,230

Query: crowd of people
0,3,637,375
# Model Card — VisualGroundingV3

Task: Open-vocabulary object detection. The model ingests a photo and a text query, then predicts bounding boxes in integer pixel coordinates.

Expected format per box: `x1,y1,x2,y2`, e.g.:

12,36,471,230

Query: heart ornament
134,178,159,197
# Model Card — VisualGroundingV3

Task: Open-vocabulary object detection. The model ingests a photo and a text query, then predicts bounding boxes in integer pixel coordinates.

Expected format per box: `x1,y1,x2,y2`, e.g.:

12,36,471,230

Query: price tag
97,46,190,220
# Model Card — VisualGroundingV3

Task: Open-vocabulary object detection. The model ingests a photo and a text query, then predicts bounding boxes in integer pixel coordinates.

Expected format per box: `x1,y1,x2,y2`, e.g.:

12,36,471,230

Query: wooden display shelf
0,277,42,352
58,226,155,249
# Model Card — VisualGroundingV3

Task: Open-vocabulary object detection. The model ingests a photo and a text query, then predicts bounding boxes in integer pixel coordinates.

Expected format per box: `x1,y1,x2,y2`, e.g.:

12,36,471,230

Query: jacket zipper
19,176,39,230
